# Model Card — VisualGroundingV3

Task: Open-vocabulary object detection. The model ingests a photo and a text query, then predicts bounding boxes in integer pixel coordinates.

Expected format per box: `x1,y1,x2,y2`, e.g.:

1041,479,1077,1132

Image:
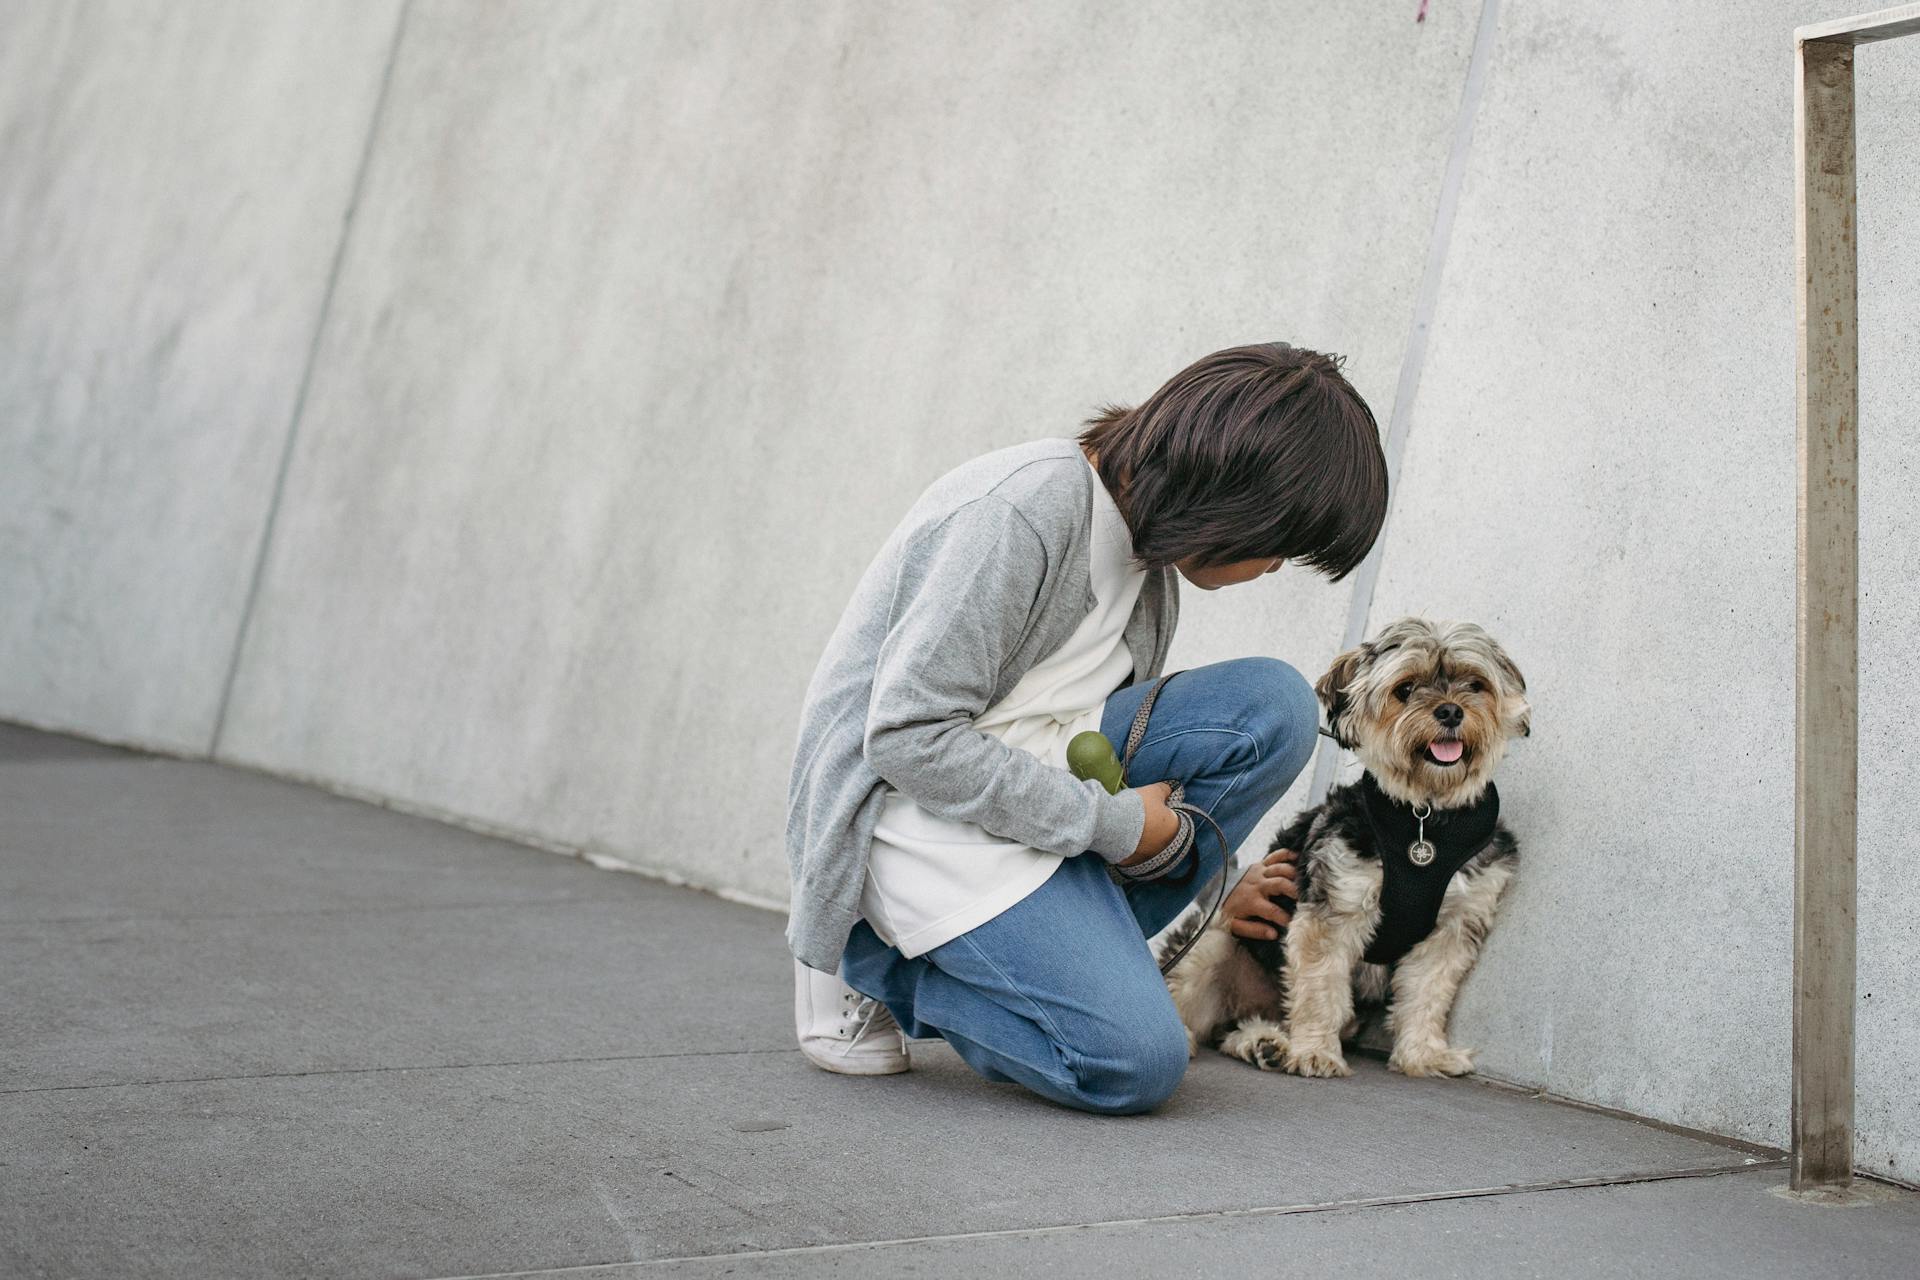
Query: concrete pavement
4,722,1916,1278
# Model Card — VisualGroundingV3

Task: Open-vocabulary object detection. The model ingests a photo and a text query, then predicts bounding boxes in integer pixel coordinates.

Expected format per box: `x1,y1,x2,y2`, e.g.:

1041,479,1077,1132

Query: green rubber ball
1067,731,1126,796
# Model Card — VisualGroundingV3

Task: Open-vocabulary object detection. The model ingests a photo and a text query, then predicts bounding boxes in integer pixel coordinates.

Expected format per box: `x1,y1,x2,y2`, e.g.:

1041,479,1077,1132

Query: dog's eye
1393,682,1414,703
1467,680,1485,694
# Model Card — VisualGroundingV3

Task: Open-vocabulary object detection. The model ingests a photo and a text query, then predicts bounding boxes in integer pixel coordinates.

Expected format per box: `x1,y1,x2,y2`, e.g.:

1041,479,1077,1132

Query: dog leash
1072,673,1235,977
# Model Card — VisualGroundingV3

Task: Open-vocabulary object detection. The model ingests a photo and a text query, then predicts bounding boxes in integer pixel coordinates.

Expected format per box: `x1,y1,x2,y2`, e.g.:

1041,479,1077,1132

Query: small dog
1164,617,1530,1079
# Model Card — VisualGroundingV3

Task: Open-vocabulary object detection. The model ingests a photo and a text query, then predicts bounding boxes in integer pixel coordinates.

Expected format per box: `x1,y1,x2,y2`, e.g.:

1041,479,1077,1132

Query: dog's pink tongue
1429,739,1464,763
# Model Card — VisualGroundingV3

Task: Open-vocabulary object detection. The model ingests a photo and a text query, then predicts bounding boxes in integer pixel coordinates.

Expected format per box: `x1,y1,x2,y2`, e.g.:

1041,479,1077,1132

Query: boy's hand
1224,848,1299,940
1121,782,1180,865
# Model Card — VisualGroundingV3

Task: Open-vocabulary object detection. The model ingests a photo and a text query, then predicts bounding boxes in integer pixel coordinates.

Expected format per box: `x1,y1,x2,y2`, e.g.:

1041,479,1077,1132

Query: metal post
1789,2,1920,1196
1792,32,1857,1195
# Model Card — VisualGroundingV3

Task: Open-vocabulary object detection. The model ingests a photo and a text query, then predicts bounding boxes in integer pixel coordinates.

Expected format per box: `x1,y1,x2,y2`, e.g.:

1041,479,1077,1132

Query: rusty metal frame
1791,1,1920,1194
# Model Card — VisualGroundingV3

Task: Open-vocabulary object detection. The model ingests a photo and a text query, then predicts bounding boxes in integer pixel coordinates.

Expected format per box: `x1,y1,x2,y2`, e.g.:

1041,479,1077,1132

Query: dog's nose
1434,702,1464,728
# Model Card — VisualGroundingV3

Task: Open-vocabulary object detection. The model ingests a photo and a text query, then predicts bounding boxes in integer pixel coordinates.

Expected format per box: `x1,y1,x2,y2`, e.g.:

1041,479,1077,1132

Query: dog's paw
1390,1044,1475,1078
1218,1022,1289,1072
1284,1040,1351,1078
1184,1027,1200,1060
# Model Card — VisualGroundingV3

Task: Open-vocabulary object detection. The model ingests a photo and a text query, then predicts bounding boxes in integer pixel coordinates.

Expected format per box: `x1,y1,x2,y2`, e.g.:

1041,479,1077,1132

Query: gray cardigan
785,437,1180,971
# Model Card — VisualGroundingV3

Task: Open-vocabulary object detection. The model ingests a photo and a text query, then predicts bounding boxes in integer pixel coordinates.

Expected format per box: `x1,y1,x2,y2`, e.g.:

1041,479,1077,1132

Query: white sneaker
794,959,910,1075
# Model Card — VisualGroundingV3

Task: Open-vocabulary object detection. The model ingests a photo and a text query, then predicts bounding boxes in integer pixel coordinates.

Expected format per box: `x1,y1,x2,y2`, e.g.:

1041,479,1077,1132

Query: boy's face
1175,556,1285,591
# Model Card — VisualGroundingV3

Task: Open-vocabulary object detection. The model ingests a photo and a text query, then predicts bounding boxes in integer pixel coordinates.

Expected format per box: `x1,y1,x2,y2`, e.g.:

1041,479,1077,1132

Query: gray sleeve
861,496,1146,863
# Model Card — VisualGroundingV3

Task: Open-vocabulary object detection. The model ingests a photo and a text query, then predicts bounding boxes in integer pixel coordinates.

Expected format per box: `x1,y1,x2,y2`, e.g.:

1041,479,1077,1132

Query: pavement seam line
419,1160,1784,1279
1308,0,1502,804
0,1048,799,1096
3,895,608,928
207,0,414,755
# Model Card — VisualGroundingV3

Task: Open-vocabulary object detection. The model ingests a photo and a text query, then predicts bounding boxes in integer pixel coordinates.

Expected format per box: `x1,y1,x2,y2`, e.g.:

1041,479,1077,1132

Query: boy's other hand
1121,782,1179,865
1224,848,1299,940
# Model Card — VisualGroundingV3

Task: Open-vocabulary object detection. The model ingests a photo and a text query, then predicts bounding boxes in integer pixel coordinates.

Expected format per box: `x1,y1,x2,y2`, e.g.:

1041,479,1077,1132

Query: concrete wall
1364,1,1920,1179
208,0,1482,901
2,1,1915,1177
1855,21,1920,1188
0,1,402,751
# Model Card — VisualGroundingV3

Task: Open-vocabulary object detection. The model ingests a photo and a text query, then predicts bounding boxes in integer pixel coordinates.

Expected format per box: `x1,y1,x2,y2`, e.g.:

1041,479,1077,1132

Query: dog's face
1316,617,1530,809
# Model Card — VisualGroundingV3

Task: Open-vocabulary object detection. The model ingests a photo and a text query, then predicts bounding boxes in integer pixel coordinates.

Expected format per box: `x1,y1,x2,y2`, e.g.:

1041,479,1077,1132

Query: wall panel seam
207,0,415,756
1308,0,1503,804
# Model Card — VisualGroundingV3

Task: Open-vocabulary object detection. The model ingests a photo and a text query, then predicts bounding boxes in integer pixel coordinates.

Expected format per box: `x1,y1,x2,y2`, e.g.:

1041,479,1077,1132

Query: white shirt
859,459,1146,957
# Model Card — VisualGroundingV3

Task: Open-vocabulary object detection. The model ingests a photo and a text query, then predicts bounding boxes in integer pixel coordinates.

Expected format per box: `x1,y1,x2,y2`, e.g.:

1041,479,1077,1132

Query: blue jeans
840,656,1319,1114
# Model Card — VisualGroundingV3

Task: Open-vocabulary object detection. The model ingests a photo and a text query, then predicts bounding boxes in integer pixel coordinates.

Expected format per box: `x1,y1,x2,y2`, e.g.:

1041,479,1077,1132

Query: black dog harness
1358,774,1501,965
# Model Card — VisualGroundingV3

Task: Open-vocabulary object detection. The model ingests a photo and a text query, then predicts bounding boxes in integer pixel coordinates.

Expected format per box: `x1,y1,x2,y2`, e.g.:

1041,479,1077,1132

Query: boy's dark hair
1079,342,1388,579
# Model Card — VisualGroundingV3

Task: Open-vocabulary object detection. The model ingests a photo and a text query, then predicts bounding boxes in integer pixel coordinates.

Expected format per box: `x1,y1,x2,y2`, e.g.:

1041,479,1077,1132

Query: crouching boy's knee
1233,655,1318,781
1072,1014,1191,1115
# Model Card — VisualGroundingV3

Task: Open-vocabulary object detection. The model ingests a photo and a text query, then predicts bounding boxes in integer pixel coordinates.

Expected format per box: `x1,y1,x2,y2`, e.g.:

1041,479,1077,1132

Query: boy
786,342,1387,1114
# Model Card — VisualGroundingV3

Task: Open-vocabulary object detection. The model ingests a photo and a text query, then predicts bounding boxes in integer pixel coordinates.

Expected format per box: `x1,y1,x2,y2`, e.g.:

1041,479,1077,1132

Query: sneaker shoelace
838,990,885,1046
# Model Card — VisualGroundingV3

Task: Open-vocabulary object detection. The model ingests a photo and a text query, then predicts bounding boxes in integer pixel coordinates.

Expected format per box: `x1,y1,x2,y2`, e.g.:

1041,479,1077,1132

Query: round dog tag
1408,839,1437,867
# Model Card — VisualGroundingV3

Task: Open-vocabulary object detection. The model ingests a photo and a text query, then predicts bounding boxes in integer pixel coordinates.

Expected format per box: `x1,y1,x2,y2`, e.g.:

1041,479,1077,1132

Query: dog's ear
1486,640,1531,738
1315,644,1368,748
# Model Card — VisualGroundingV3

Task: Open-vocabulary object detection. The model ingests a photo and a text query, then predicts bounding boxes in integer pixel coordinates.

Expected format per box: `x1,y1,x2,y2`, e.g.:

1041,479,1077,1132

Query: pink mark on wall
1417,0,1429,21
